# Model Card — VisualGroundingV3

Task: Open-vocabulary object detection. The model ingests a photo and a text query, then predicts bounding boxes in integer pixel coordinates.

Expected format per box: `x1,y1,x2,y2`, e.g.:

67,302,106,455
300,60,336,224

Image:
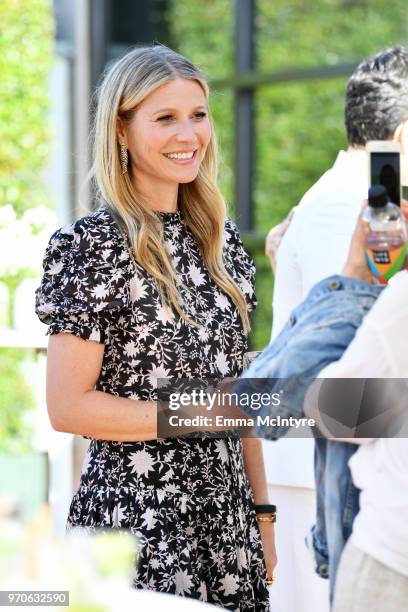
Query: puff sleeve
35,209,132,344
223,218,257,313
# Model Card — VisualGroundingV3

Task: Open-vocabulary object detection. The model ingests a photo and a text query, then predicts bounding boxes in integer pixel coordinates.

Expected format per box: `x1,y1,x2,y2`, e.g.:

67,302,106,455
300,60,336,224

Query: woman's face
120,77,212,188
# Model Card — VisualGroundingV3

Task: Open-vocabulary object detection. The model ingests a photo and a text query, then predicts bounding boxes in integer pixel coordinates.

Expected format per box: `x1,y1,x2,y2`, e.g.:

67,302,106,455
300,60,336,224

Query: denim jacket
235,275,382,602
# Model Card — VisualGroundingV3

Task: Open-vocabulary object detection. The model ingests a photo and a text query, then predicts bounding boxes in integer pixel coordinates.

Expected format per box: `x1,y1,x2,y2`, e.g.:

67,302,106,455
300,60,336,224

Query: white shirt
272,149,368,338
266,149,368,490
316,272,408,577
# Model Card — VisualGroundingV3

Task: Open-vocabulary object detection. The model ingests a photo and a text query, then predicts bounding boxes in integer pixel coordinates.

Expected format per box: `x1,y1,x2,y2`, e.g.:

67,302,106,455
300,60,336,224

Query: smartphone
367,140,401,206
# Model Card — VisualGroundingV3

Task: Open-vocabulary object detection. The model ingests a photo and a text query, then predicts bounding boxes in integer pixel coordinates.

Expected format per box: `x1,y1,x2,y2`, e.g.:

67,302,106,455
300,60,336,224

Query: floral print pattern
35,207,269,610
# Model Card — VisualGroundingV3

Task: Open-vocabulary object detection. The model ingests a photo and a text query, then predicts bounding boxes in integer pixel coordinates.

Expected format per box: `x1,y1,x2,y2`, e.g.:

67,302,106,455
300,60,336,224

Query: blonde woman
35,46,275,609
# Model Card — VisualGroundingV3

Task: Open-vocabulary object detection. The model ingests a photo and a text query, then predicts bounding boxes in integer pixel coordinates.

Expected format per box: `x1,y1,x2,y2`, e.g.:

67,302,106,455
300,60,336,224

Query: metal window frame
229,0,358,235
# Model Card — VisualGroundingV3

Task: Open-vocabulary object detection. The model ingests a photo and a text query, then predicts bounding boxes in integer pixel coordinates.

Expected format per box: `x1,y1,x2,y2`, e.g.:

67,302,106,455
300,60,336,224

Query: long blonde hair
91,44,250,332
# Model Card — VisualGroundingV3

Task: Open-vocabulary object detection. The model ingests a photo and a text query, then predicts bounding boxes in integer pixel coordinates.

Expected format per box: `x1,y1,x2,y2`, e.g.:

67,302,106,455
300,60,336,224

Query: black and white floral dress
35,206,270,611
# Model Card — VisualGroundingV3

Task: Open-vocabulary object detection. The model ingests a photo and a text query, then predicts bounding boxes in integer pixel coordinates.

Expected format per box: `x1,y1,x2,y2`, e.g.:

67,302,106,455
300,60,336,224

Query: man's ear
116,117,127,147
393,120,408,154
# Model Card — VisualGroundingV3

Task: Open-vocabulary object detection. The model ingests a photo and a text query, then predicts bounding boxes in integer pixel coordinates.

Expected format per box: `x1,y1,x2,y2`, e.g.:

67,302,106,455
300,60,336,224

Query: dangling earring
120,142,128,174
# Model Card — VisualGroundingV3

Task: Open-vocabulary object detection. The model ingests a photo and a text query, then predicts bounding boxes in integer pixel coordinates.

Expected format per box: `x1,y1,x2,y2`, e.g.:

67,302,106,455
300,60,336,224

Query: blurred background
0,0,406,610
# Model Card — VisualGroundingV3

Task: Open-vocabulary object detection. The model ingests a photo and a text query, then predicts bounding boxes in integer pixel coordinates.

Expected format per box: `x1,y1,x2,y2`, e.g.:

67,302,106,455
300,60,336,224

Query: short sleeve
223,218,257,313
35,209,131,344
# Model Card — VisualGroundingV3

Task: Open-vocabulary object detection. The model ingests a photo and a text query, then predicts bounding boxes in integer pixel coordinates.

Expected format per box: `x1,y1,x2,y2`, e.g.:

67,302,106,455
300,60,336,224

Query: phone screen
370,152,401,206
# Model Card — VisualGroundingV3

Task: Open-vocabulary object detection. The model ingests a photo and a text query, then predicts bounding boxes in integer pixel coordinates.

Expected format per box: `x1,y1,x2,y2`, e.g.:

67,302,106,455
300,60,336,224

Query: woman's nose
174,120,196,142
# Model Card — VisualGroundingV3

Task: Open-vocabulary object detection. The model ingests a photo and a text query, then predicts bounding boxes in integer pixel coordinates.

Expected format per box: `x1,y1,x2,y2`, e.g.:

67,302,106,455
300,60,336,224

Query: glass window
256,0,407,71
170,0,233,80
255,79,345,231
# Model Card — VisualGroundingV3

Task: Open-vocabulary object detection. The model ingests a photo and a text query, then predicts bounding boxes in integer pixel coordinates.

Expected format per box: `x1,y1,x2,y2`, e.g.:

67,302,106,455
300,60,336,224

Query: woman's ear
116,117,127,147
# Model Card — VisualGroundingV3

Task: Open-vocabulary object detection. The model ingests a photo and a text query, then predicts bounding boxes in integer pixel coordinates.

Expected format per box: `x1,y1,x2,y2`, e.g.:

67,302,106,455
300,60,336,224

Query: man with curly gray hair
345,46,408,146
272,45,408,338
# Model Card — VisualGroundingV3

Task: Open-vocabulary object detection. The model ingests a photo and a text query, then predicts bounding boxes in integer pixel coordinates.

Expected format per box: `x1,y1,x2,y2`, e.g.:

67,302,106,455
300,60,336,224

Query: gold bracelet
256,513,276,523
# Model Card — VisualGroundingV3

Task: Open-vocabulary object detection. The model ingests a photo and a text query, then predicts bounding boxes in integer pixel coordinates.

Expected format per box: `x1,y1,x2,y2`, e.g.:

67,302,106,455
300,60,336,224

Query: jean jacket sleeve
234,275,383,439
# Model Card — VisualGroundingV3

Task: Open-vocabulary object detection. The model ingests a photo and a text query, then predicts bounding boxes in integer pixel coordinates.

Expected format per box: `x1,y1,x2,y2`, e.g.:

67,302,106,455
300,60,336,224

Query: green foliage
255,0,407,232
211,90,234,213
169,0,235,208
170,0,407,348
0,349,35,452
169,0,233,80
256,0,408,71
251,251,273,349
0,0,53,448
255,79,346,231
0,0,54,215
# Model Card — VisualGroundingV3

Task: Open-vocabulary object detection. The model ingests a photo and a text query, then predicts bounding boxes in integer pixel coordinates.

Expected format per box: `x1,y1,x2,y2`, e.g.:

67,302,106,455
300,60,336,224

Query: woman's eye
157,112,207,122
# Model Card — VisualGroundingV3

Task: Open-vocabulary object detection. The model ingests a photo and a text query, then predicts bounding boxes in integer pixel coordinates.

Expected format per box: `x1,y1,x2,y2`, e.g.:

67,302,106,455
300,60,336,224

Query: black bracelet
254,504,277,514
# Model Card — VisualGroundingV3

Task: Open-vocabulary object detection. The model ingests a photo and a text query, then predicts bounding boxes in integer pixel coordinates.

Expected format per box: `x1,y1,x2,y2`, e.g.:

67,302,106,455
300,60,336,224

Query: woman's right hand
342,198,408,283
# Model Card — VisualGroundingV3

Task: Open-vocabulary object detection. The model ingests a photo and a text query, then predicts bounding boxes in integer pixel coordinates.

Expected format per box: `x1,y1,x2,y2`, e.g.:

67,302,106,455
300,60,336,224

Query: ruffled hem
46,320,104,343
67,483,255,529
66,483,269,610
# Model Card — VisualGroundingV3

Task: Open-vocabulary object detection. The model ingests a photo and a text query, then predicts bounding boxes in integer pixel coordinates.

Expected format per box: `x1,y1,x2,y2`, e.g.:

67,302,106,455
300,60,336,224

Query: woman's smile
162,149,198,163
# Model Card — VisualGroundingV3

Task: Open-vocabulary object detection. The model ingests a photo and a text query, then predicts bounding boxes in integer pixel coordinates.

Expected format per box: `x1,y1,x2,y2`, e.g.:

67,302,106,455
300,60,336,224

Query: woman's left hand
258,521,277,586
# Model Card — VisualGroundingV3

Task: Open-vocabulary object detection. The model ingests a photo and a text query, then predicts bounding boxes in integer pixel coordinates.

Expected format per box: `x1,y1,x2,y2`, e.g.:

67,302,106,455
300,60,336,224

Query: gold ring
267,576,275,586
